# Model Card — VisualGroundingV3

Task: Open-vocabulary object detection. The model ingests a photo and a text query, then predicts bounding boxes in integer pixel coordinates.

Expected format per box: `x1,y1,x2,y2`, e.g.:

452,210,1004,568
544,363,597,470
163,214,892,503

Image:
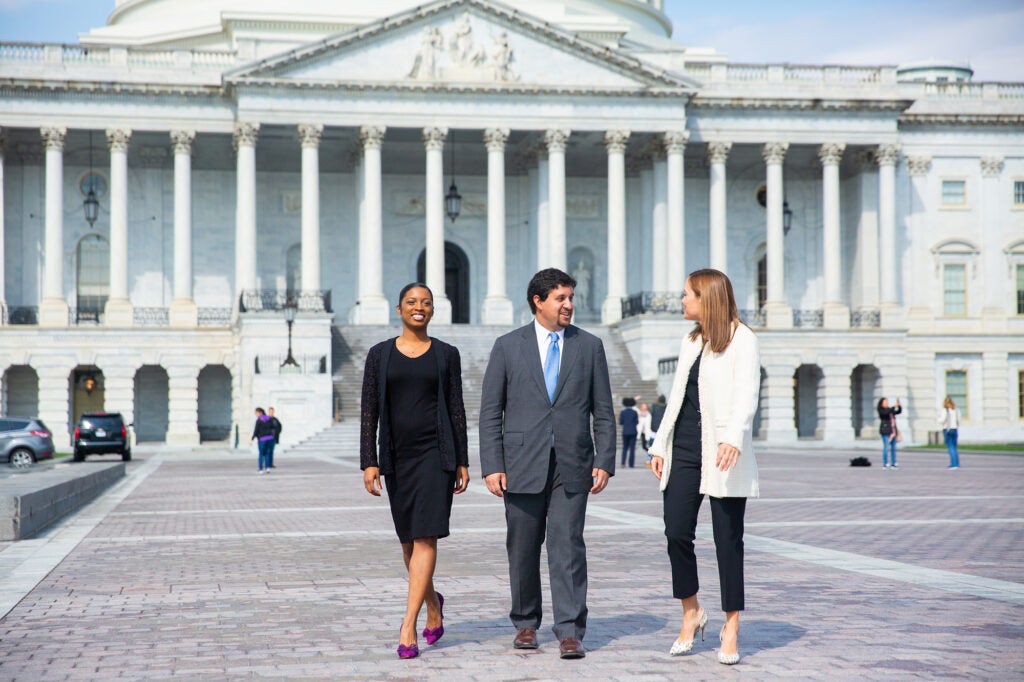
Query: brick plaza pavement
1,431,1022,680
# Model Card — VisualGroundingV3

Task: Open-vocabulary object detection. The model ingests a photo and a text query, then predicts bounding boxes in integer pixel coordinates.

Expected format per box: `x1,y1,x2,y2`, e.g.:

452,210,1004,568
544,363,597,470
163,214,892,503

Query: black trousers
663,451,746,612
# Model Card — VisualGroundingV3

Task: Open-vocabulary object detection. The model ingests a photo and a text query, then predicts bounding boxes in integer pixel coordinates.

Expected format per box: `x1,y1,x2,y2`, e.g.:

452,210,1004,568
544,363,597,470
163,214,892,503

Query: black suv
74,413,132,462
0,417,55,469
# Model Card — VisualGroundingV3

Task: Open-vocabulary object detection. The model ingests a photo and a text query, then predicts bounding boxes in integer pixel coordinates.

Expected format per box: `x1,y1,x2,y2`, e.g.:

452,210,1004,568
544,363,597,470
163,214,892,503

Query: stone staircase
287,323,658,454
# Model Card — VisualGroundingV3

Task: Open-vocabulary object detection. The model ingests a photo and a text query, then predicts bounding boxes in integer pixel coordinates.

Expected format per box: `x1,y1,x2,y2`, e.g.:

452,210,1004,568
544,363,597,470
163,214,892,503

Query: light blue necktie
544,332,560,404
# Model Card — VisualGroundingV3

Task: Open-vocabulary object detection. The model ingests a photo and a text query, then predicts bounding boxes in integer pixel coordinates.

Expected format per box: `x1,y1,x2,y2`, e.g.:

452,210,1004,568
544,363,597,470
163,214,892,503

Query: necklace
397,338,431,358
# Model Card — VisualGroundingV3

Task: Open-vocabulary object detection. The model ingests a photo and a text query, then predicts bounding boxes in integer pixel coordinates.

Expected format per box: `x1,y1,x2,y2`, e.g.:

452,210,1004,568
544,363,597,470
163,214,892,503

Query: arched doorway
752,367,768,439
851,364,881,439
76,233,110,324
70,366,105,425
794,364,823,439
134,365,169,442
417,242,470,323
198,365,232,442
3,366,39,417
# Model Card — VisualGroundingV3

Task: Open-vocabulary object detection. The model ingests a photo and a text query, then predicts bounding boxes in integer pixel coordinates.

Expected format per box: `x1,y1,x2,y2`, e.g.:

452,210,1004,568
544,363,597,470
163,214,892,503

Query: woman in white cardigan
648,269,760,665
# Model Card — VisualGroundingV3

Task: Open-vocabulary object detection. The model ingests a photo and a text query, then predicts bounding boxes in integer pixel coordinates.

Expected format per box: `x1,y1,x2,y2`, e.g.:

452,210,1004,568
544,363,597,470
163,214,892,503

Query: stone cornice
224,0,697,93
228,78,690,98
0,79,222,98
689,97,913,112
899,113,1024,126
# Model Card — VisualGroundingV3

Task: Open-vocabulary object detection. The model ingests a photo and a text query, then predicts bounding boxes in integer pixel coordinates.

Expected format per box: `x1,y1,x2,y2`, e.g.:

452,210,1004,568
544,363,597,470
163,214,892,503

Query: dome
82,0,672,49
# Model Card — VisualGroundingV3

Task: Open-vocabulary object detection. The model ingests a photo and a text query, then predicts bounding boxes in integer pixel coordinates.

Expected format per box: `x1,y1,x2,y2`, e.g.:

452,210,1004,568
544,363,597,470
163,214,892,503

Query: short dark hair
527,268,576,314
255,407,265,415
398,282,433,301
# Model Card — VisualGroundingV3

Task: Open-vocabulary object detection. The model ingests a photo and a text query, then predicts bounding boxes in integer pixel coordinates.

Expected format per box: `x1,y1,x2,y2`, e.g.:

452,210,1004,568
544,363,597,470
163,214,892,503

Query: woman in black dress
360,283,469,659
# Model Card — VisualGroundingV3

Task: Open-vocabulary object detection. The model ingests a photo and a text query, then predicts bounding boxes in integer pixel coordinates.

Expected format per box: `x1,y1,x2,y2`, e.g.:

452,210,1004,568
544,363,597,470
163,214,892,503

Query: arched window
755,245,767,310
77,234,110,323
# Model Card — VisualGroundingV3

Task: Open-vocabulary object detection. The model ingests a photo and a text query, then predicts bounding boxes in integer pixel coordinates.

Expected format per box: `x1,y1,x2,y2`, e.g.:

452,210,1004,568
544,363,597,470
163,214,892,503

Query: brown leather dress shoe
559,637,585,659
513,627,538,649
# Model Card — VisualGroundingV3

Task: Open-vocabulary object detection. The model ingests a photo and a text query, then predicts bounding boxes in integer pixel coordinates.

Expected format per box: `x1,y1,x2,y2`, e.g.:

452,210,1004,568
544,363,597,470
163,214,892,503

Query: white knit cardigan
647,324,761,498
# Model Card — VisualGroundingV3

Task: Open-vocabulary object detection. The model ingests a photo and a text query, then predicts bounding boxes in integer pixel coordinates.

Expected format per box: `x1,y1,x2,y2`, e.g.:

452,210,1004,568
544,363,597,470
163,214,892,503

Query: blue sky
1,0,1021,81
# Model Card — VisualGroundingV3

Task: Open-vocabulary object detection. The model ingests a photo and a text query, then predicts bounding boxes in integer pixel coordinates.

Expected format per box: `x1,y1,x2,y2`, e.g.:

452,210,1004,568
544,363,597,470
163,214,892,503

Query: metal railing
254,354,328,375
6,306,38,325
238,290,333,314
198,307,233,327
133,307,169,326
739,309,766,328
621,291,683,319
793,309,824,328
850,309,881,328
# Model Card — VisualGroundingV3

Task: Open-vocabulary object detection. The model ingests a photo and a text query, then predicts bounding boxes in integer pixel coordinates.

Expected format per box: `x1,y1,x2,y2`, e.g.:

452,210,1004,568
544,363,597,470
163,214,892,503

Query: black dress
383,345,456,543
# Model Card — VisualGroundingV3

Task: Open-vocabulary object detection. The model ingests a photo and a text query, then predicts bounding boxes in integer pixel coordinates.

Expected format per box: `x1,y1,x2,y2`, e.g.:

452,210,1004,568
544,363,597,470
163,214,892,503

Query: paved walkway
0,432,1022,680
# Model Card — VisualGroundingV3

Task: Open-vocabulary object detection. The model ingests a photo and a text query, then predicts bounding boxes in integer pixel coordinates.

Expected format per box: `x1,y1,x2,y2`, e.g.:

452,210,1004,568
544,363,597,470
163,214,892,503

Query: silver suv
0,417,56,469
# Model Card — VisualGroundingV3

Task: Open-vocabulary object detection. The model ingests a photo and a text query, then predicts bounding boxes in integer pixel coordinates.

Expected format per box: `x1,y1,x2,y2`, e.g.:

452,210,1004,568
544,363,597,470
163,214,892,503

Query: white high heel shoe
718,624,740,665
669,608,707,656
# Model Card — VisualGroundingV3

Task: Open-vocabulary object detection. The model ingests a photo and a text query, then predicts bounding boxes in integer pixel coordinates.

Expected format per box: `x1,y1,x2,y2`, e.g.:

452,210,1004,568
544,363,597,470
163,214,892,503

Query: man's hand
454,466,470,494
485,472,507,497
590,468,610,494
716,443,740,471
363,466,382,496
651,456,664,480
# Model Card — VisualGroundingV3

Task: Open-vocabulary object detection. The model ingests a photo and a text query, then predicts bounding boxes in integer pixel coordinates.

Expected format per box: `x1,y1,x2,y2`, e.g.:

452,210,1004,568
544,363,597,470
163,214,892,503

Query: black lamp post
445,130,461,222
281,300,299,368
84,132,99,227
782,200,794,235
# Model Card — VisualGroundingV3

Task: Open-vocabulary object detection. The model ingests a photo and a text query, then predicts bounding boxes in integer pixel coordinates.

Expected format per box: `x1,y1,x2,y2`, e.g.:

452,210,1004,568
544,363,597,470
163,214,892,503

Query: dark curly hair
526,268,576,314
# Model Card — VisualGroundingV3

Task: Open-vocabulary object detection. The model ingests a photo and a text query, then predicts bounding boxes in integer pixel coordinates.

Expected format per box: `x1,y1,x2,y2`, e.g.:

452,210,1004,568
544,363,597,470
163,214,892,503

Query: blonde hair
943,396,955,409
687,268,742,353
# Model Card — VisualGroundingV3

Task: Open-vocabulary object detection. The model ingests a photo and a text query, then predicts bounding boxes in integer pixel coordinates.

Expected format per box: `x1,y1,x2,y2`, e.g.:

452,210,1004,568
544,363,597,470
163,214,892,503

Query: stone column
482,128,514,324
545,129,570,272
101,364,136,448
664,130,688,292
536,149,550,269
298,124,323,298
639,163,654,291
980,156,1005,329
651,148,668,291
104,128,133,326
166,364,200,446
233,122,259,309
856,151,880,315
355,126,389,324
820,360,855,442
762,142,792,328
423,127,452,324
37,362,73,448
761,359,798,443
169,130,198,327
0,130,6,324
602,130,630,324
39,127,69,327
707,141,732,273
820,143,848,329
878,144,903,326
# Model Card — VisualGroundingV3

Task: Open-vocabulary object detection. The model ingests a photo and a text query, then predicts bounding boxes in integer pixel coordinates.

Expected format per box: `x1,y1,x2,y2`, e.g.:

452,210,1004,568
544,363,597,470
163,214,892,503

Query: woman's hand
454,465,469,494
716,443,740,471
363,466,382,496
651,456,664,480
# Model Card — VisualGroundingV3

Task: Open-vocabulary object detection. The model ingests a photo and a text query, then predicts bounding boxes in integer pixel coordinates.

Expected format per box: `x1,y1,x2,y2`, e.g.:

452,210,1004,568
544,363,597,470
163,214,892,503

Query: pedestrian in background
650,394,667,435
619,397,639,468
637,402,653,450
360,282,469,660
250,407,275,474
267,406,282,468
938,397,960,469
878,398,902,469
648,269,760,666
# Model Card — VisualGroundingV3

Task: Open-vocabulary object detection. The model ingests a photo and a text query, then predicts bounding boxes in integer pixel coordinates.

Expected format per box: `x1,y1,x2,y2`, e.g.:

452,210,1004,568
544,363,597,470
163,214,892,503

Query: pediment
225,0,694,94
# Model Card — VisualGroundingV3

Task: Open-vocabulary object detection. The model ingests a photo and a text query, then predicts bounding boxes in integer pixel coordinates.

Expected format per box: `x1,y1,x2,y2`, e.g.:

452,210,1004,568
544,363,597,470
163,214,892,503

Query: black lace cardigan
359,337,469,475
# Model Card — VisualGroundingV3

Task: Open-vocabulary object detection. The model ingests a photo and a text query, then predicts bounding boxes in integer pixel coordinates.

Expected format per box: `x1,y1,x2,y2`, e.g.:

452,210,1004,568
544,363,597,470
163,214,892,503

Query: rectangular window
941,179,966,205
946,370,968,419
1015,180,1024,206
943,264,966,316
756,256,767,310
1018,264,1024,315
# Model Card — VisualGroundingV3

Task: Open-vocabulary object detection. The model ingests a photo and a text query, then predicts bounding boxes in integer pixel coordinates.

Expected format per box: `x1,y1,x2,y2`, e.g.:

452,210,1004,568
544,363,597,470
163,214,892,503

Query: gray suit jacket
479,323,616,494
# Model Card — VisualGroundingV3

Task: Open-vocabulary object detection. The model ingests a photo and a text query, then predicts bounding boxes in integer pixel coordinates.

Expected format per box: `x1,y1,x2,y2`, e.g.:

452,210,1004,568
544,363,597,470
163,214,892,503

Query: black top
878,404,902,435
672,354,702,461
386,346,439,455
619,407,639,436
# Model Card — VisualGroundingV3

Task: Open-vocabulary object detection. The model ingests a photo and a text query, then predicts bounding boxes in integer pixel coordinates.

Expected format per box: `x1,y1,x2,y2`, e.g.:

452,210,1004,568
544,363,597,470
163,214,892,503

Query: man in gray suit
480,268,616,659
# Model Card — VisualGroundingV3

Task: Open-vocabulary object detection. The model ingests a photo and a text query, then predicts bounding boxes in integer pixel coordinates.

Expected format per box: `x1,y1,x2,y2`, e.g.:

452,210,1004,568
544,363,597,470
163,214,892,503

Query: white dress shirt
534,320,564,372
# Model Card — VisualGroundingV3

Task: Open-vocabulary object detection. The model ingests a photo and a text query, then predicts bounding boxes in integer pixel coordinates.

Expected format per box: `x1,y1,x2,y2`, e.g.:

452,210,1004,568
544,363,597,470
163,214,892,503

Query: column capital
359,125,386,150
980,155,1004,178
40,126,67,151
761,142,789,164
170,129,196,155
604,130,631,154
906,155,932,176
544,128,571,152
232,122,260,150
706,141,732,164
818,142,846,166
105,128,132,152
298,123,324,149
876,143,901,166
662,130,689,153
423,126,448,151
484,127,510,152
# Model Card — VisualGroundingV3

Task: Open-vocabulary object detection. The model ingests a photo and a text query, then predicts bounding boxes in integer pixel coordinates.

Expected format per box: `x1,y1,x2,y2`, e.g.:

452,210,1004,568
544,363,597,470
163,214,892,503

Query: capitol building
0,0,1022,449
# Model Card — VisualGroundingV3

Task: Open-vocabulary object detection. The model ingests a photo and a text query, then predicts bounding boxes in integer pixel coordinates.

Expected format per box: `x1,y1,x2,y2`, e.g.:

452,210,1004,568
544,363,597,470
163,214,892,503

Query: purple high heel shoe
397,627,419,660
422,593,445,645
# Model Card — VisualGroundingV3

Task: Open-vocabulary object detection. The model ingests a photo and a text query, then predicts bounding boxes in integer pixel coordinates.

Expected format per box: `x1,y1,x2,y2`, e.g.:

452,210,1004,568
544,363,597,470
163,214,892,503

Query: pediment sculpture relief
408,12,519,83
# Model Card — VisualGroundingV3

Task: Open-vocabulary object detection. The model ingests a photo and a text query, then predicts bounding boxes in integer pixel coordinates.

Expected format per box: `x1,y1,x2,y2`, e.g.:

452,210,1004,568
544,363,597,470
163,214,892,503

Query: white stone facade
1,0,1022,448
